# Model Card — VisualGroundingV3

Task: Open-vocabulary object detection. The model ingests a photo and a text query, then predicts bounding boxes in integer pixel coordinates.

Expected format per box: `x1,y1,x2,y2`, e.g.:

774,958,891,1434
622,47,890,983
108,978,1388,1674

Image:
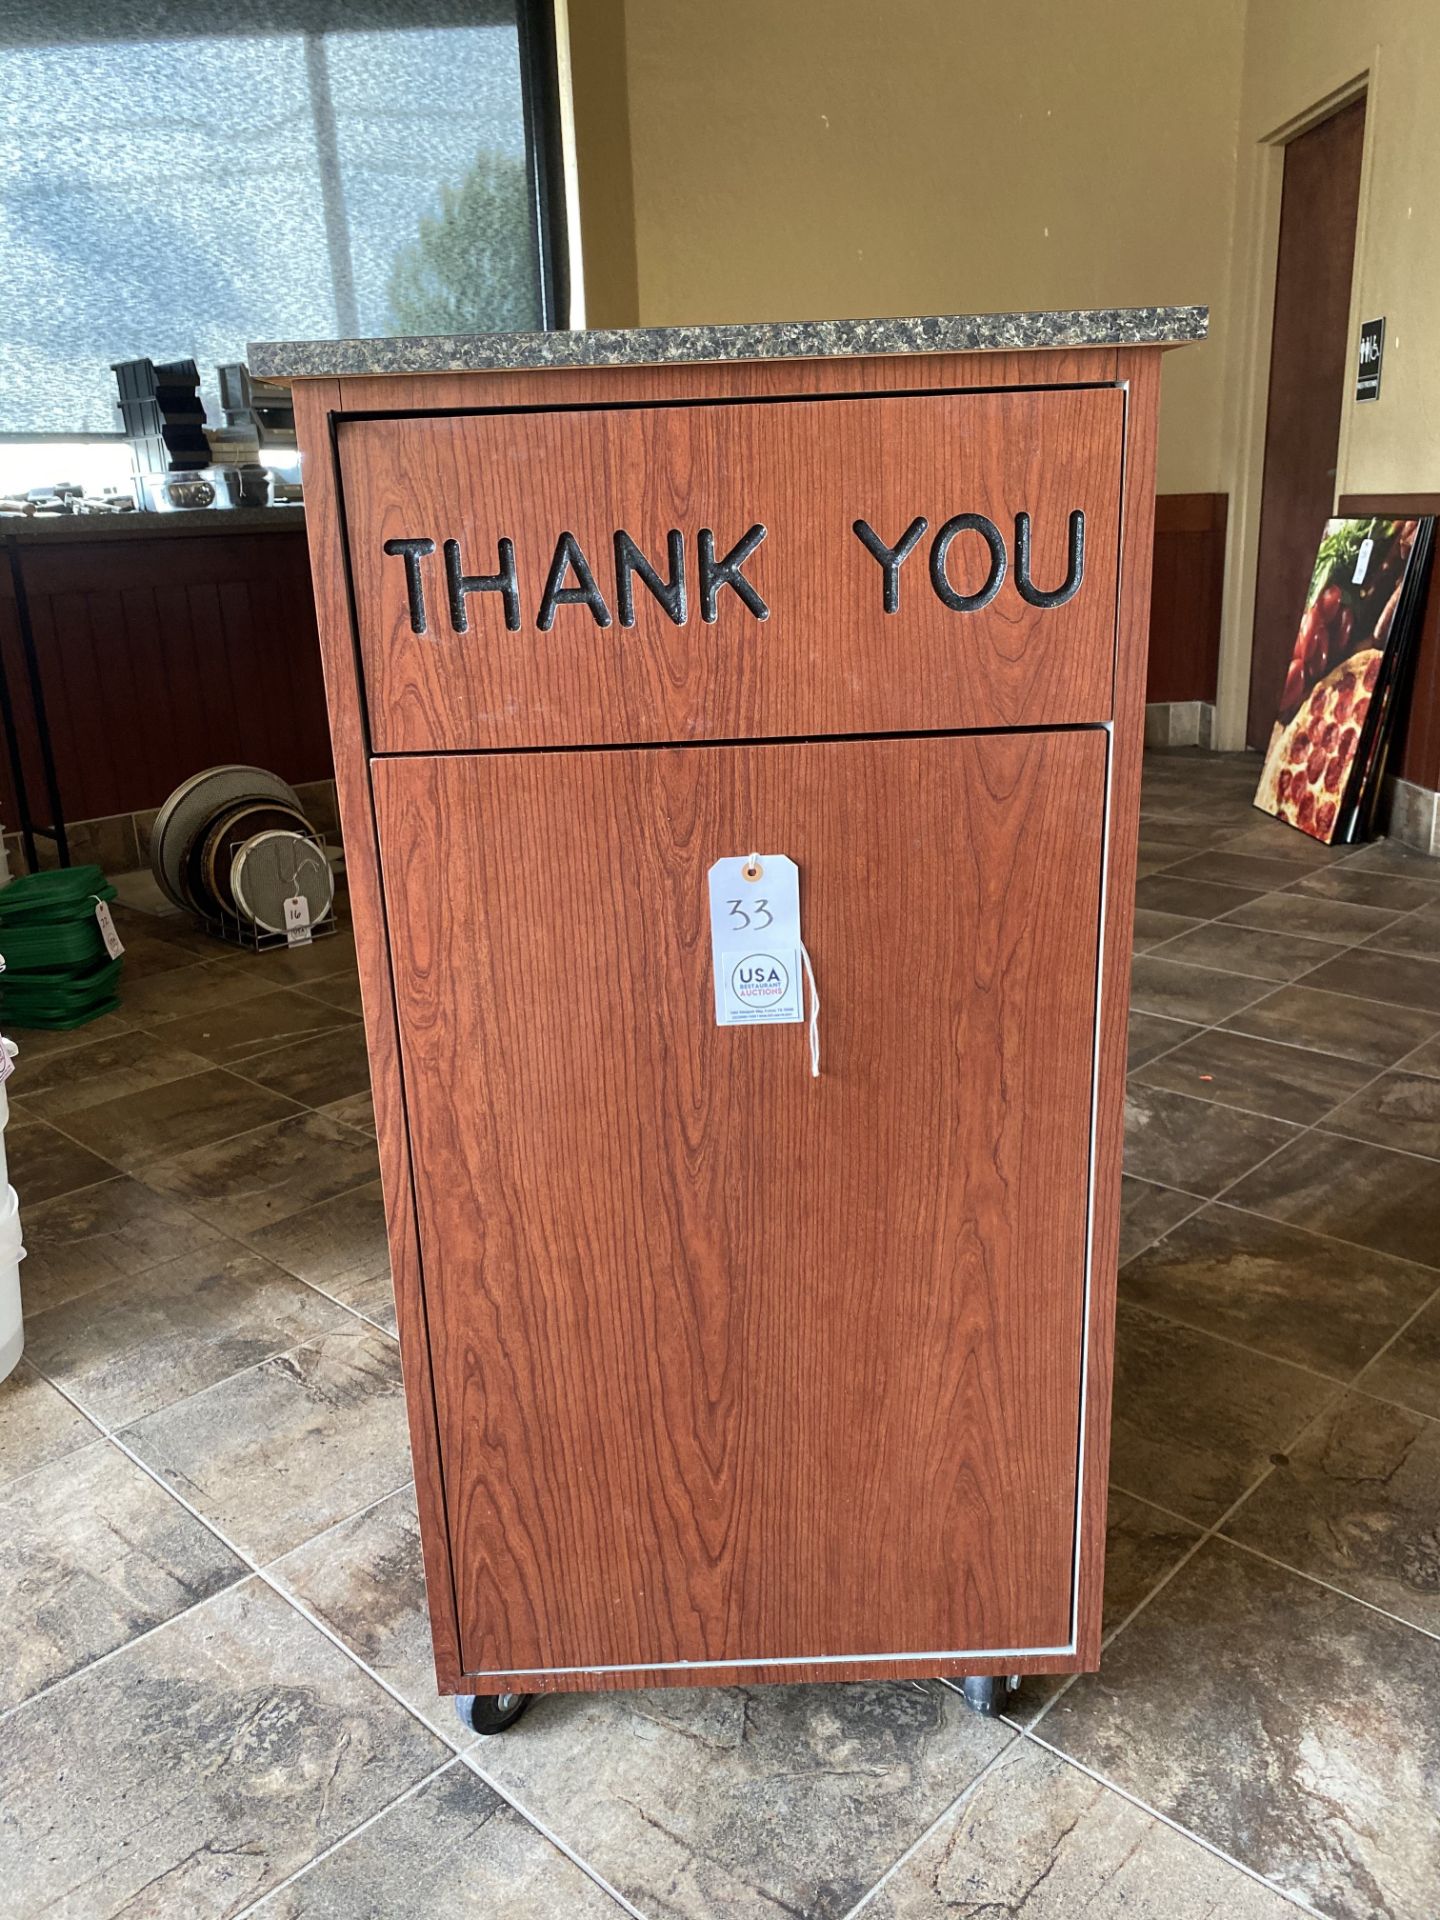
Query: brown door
1248,95,1366,746
374,726,1107,1681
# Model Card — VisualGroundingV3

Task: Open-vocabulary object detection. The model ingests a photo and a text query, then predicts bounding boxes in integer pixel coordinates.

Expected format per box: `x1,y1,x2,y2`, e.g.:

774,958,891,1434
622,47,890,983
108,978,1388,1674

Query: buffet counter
1,505,304,544
1,505,332,870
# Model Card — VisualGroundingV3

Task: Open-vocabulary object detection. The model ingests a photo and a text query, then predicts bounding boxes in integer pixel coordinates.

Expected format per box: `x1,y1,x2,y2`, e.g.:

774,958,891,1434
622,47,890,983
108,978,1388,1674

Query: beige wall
566,0,640,328
1215,1,1440,744
581,0,1245,492
1228,1,1440,498
568,1,1440,747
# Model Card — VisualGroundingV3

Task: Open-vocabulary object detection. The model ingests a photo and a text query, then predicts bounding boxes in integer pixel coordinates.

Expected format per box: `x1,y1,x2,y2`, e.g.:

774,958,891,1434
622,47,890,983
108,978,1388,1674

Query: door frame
1213,59,1377,751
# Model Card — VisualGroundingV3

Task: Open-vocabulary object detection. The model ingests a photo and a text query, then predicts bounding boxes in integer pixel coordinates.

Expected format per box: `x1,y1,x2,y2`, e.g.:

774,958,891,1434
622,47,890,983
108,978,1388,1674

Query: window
0,2,566,435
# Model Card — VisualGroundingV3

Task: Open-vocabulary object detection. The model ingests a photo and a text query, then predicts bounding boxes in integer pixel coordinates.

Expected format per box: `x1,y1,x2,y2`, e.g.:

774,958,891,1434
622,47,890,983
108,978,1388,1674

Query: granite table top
250,307,1208,381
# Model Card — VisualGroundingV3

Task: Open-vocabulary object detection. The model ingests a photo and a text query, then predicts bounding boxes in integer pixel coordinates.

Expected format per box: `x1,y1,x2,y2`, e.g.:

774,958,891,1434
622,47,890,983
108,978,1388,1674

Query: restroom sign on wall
1356,317,1384,402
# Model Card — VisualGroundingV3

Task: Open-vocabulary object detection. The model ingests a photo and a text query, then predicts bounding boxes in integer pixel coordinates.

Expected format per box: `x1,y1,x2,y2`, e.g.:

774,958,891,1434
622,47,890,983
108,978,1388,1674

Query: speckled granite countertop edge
250,307,1208,380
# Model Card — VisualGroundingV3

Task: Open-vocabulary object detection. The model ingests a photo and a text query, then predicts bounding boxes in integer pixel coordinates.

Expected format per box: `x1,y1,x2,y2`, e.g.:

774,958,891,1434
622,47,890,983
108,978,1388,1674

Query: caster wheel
455,1690,532,1736
961,1675,1019,1718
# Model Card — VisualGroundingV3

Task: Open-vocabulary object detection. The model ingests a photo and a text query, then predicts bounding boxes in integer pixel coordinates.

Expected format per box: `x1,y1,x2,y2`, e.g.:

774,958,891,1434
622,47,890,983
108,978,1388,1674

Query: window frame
517,0,571,333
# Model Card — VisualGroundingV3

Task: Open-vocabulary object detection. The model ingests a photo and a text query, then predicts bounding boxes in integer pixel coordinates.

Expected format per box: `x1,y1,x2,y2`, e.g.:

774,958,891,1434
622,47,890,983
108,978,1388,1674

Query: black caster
961,1675,1019,1717
454,1690,532,1736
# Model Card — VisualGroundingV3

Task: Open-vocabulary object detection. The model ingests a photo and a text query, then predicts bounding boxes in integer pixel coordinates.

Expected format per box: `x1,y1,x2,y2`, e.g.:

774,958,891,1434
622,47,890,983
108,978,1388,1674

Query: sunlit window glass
0,3,545,434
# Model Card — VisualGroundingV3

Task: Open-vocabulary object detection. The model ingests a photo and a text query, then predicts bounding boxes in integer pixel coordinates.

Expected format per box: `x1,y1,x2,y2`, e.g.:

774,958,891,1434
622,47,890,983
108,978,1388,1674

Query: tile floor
3,748,1439,1919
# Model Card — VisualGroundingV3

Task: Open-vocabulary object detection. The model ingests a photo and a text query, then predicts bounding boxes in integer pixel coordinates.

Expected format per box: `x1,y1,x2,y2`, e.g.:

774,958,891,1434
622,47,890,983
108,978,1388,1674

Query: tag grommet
742,855,763,882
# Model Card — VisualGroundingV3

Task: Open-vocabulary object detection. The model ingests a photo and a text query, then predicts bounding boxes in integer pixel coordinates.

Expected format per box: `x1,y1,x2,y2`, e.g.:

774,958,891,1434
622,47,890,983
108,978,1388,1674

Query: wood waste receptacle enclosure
257,306,1205,1711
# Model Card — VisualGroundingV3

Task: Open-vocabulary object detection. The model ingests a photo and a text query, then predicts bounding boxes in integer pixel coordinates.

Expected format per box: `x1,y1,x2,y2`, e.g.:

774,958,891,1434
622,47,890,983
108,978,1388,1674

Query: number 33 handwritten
727,898,773,931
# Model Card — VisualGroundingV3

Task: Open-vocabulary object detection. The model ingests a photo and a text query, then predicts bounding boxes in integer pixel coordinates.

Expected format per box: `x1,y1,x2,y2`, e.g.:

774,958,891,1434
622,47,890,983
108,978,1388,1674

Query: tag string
762,850,819,1076
800,941,820,1078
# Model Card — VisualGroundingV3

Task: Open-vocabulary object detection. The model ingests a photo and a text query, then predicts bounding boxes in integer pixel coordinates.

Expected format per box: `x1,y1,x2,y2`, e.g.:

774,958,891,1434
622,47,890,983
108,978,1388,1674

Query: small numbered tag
94,899,125,959
283,893,313,948
708,854,804,1025
1353,536,1375,585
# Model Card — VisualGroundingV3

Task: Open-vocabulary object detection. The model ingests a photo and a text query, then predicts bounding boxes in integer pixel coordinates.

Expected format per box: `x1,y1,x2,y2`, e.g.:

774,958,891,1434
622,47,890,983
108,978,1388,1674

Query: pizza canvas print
1254,517,1426,844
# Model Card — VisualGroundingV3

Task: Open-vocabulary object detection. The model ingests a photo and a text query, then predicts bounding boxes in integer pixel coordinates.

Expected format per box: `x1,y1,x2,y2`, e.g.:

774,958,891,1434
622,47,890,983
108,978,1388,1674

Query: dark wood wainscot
1147,492,1228,704
1338,492,1440,796
0,512,332,838
273,312,1202,1703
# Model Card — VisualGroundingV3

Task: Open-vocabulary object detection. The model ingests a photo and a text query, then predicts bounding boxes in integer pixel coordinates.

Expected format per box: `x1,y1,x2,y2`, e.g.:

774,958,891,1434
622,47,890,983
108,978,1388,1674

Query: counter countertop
0,505,305,544
249,306,1208,381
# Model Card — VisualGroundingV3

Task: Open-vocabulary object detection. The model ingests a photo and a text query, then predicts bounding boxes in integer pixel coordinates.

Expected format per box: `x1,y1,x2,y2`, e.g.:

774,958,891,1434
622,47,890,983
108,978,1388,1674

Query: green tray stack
0,866,123,1029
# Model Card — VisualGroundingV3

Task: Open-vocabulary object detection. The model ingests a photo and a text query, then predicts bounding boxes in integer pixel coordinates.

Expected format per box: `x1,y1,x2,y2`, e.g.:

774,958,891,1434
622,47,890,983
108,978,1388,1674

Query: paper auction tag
708,854,804,1025
94,900,125,959
283,893,313,948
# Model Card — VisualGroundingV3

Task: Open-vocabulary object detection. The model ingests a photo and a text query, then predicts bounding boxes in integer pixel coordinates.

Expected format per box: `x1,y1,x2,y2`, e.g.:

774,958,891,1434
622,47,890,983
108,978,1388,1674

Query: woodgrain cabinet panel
285,332,1180,1697
373,727,1107,1680
341,386,1123,752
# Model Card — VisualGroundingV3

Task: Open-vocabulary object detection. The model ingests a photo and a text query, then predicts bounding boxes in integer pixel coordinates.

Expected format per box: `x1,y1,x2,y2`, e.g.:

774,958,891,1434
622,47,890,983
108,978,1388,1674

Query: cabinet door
374,728,1107,1679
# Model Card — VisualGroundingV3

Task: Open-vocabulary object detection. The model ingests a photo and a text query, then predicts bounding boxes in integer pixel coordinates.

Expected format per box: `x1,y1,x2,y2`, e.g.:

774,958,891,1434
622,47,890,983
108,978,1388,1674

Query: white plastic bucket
0,1182,25,1382
0,1036,15,1199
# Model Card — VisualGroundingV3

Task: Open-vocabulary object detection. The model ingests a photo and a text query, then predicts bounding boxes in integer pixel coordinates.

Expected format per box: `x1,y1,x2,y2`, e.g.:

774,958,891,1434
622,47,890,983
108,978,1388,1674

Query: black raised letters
394,509,1082,638
1014,510,1085,607
614,529,687,626
852,516,928,614
929,514,1007,612
443,536,521,633
383,537,435,633
698,524,769,623
537,532,613,630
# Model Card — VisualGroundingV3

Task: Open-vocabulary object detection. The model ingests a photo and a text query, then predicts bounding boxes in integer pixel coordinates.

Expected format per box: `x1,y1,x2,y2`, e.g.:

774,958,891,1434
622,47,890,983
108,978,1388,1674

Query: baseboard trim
2,779,341,879
1381,776,1440,857
1144,701,1218,750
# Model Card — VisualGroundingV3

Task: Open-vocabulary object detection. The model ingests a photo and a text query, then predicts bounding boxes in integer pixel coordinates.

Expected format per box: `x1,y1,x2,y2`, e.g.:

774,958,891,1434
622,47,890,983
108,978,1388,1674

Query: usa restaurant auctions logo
730,953,790,1007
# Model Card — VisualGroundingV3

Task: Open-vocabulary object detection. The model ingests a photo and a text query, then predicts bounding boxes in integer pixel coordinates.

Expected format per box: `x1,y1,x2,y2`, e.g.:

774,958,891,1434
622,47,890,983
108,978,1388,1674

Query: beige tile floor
2,749,1439,1919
